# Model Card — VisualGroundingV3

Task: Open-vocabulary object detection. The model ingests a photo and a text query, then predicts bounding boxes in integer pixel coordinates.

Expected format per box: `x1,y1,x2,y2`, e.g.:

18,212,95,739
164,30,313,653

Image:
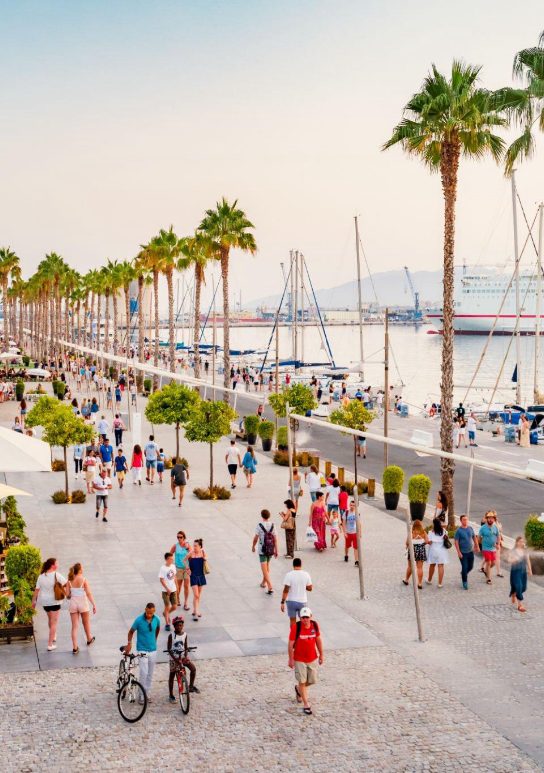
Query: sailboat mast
354,216,365,381
300,253,305,366
511,172,522,405
534,202,544,402
294,250,299,371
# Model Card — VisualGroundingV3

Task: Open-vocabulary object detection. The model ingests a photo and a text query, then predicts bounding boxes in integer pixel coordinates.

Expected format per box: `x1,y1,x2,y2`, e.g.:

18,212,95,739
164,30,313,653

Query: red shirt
289,621,319,663
338,491,348,510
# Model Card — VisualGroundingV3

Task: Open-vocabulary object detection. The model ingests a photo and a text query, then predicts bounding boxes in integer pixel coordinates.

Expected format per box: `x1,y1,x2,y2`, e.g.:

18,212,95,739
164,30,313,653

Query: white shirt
158,563,177,593
283,569,312,603
326,485,340,506
467,417,477,432
97,419,109,434
226,446,240,464
306,471,321,492
93,475,111,493
36,571,67,607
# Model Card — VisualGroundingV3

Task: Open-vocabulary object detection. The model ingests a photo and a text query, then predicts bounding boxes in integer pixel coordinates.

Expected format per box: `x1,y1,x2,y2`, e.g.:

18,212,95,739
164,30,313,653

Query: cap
300,607,312,618
172,616,184,626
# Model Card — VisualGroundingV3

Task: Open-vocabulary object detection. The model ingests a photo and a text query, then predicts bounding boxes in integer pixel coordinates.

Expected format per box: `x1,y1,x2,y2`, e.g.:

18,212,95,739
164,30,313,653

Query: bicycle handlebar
118,646,147,659
163,646,197,654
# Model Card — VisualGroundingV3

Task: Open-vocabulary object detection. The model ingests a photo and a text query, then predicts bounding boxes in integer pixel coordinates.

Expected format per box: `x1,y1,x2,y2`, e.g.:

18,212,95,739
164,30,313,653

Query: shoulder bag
443,533,452,550
281,511,295,530
53,573,67,601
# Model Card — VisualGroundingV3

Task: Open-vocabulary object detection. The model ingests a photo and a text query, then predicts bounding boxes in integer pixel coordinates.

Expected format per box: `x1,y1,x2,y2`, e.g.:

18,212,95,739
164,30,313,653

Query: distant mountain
247,269,443,310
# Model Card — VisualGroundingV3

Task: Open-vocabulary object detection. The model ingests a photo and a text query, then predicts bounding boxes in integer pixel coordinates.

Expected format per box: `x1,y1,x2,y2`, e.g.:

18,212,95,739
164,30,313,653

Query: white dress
426,531,449,565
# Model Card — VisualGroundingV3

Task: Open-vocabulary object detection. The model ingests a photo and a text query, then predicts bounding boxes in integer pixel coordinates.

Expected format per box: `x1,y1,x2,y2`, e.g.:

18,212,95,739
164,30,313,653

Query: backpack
259,523,275,557
294,620,319,643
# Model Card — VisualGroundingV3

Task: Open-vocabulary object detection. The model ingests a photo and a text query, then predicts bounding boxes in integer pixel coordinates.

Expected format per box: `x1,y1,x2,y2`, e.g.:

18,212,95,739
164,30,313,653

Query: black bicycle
117,646,147,723
164,646,197,715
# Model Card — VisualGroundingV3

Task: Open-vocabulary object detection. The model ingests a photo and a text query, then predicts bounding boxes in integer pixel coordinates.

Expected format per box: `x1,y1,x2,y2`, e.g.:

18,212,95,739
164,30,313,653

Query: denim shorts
286,600,305,619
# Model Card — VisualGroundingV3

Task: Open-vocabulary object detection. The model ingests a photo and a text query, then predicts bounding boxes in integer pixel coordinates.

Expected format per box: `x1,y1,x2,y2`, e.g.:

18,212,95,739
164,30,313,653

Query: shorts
294,659,319,686
85,469,95,482
69,596,90,614
345,533,358,549
327,504,339,513
259,554,272,563
95,494,108,508
102,462,112,472
162,591,177,607
176,568,190,581
357,438,366,446
43,604,61,613
228,464,238,475
116,471,125,481
482,550,496,563
157,463,164,473
329,526,340,535
146,459,156,469
468,431,475,441
286,600,305,619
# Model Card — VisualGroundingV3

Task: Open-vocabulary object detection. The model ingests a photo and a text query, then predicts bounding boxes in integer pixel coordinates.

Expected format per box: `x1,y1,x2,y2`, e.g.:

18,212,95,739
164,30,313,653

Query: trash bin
504,426,516,443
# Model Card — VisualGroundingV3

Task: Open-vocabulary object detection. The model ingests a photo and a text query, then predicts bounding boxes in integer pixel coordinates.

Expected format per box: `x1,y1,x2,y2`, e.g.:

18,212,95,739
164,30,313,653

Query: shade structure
27,368,51,378
0,352,21,360
0,483,32,498
0,426,51,472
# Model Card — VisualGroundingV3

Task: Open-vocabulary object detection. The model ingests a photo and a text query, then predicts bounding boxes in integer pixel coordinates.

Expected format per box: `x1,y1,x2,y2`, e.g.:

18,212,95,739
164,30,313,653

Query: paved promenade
1,384,544,769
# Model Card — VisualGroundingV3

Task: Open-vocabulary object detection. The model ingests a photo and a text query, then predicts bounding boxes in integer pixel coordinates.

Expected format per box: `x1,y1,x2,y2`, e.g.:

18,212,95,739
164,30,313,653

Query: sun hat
300,607,312,618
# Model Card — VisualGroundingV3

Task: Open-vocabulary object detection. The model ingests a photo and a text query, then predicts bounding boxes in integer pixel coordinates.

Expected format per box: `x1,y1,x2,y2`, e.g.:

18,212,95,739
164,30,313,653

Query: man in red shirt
288,607,324,715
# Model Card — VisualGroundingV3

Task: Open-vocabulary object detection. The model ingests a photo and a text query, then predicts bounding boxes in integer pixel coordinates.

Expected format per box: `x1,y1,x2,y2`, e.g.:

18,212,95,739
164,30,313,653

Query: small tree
145,382,201,458
269,383,317,457
184,400,236,491
330,401,375,485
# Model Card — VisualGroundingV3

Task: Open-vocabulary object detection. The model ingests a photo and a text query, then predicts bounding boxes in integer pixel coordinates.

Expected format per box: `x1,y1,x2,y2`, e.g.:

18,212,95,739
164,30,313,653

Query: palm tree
198,198,257,396
86,269,101,350
0,247,20,347
149,227,184,373
116,260,137,355
383,62,508,526
137,239,164,387
133,254,150,391
180,232,214,379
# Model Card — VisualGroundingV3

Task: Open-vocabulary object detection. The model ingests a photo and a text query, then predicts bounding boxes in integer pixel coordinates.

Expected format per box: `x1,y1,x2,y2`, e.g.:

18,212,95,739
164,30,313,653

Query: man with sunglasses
125,602,160,701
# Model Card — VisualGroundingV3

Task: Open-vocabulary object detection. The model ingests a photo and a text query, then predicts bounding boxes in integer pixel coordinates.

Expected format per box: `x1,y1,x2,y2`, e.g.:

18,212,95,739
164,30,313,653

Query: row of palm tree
0,198,257,392
384,31,544,524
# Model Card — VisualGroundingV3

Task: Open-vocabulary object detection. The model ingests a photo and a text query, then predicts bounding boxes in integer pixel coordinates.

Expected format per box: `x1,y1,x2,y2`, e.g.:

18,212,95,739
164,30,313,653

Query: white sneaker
47,644,57,651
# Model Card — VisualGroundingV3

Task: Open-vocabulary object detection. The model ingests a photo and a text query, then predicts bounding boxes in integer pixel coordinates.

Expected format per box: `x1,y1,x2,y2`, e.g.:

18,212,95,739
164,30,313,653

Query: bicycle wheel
118,677,147,722
177,670,190,714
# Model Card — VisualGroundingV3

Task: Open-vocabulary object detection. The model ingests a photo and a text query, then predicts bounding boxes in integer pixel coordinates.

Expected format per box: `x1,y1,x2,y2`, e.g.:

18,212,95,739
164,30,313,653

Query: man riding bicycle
167,616,199,702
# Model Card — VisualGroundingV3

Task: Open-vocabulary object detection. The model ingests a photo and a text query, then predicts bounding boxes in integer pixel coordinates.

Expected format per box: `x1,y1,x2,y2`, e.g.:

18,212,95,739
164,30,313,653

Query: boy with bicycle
167,616,199,702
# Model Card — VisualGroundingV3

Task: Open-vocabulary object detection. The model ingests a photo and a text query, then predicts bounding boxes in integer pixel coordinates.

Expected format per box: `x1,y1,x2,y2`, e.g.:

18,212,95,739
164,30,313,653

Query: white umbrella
27,367,51,378
0,483,32,498
0,426,51,472
0,352,21,360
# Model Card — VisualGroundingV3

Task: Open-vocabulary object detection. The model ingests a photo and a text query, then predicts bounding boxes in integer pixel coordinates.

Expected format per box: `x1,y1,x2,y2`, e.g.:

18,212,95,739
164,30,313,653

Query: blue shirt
454,525,475,554
100,444,113,463
174,542,189,569
114,455,127,472
131,613,160,652
479,523,499,552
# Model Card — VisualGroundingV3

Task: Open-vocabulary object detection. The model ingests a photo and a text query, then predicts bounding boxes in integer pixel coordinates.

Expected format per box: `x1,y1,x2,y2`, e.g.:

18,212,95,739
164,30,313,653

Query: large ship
428,269,544,334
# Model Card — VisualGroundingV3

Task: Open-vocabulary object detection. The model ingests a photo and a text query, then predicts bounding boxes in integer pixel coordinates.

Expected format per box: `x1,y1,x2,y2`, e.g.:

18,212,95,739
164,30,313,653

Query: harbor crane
403,266,423,322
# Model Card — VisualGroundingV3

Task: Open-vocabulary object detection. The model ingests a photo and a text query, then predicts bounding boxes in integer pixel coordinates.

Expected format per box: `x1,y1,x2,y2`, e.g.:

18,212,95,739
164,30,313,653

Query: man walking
125,602,160,701
288,607,324,716
114,447,128,489
479,510,500,584
454,514,480,589
93,467,112,522
99,437,114,474
252,509,278,594
97,414,110,442
225,439,242,489
281,558,313,623
467,412,478,447
158,552,177,631
341,500,359,566
144,434,159,484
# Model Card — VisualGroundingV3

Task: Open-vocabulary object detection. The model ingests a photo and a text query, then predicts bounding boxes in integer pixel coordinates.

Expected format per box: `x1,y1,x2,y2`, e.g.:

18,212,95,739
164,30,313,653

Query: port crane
403,266,423,322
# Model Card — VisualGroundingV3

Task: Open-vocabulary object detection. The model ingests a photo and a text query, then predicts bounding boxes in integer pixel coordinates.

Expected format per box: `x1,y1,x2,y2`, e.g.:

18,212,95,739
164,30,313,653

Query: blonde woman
67,563,96,654
32,558,69,651
402,520,428,590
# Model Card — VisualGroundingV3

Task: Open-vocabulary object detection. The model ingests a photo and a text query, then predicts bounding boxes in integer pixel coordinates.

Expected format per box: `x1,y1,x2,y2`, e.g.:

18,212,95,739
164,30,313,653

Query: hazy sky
1,0,543,307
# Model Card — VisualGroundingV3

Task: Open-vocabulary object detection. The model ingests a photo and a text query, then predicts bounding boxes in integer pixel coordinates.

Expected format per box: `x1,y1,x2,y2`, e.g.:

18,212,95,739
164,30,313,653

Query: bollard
325,460,332,477
338,467,345,484
366,478,375,498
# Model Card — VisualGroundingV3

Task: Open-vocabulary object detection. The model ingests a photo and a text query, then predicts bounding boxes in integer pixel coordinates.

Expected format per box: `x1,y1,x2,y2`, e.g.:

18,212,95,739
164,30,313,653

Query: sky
1,0,543,309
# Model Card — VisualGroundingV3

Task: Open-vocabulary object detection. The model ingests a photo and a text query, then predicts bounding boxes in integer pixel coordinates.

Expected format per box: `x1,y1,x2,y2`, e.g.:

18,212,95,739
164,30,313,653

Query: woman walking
509,536,532,612
309,492,327,552
83,451,98,493
519,414,531,448
19,397,27,427
458,418,468,449
434,490,448,527
113,414,124,447
288,467,303,509
131,443,144,486
305,465,322,502
188,539,207,621
73,443,84,479
67,562,96,653
242,445,257,488
32,558,69,651
280,499,297,558
170,530,192,610
426,518,450,587
402,520,428,589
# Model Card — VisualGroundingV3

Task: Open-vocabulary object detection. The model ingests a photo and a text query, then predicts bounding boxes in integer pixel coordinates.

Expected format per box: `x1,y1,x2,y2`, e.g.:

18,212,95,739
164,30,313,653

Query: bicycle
164,646,197,715
117,646,148,723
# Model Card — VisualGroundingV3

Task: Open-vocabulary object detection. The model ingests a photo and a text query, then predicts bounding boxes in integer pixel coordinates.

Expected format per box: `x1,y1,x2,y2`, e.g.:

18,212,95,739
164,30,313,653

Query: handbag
203,559,210,575
443,534,452,550
53,573,66,601
281,514,295,530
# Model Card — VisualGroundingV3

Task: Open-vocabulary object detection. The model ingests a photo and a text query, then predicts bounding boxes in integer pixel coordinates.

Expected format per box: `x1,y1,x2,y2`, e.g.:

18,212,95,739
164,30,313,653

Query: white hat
300,607,312,618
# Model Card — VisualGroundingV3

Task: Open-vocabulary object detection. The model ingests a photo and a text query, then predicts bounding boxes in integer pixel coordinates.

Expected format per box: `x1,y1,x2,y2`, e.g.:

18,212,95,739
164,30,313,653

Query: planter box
409,502,427,521
0,622,34,643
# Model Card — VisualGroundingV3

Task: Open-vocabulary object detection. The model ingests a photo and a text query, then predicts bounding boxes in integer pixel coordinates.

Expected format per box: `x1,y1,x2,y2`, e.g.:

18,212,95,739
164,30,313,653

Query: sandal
295,686,302,704
486,579,492,584
73,648,79,654
183,605,190,611
402,580,409,586
86,637,95,646
303,707,313,715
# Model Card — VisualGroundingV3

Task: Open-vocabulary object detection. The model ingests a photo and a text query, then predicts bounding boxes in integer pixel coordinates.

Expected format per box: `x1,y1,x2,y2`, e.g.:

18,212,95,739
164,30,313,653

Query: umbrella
0,352,21,360
27,367,51,378
0,483,32,498
0,426,51,472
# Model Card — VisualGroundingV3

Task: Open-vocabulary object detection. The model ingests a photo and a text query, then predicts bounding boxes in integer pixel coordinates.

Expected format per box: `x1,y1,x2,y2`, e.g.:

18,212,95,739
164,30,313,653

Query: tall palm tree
149,227,184,373
117,260,137,354
383,62,508,526
0,247,21,347
86,269,101,350
180,232,214,379
198,198,257,396
137,239,164,387
134,253,151,391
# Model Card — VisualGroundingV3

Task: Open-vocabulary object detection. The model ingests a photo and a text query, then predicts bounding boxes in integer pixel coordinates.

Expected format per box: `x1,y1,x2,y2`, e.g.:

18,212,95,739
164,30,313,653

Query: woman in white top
32,557,69,651
67,562,97,654
305,465,322,502
426,518,450,587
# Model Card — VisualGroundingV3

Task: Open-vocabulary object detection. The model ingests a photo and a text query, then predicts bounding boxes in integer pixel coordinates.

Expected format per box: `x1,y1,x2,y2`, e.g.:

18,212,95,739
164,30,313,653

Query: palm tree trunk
193,265,202,379
89,293,95,349
18,299,23,345
221,251,230,401
124,287,130,354
137,275,144,391
104,292,110,355
440,140,460,529
112,292,119,356
97,294,102,361
166,268,175,373
2,279,7,347
64,446,69,498
153,269,159,389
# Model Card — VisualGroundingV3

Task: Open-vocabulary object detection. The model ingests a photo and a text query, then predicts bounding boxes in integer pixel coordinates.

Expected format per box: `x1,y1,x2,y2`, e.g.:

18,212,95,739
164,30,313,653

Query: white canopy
0,482,32,498
0,426,51,472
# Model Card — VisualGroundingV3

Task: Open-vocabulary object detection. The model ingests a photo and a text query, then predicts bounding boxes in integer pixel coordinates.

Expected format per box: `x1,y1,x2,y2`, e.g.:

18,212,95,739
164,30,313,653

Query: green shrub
15,379,25,401
144,378,152,393
51,490,69,504
5,544,41,622
22,355,30,367
277,426,288,449
51,459,66,472
382,465,404,494
258,420,275,440
344,480,367,495
70,489,86,504
0,595,10,624
244,415,260,436
525,515,544,550
407,474,432,504
3,496,27,544
273,450,317,468
193,486,231,500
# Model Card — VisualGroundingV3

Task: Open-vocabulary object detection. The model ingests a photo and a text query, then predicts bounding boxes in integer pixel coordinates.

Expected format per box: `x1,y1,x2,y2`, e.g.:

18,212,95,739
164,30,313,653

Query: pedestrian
356,434,366,458
83,451,98,494
456,402,465,420
124,602,160,700
479,510,500,584
93,468,112,522
158,552,177,631
519,414,530,447
402,519,428,589
90,397,99,419
453,417,460,448
106,386,113,411
305,465,322,501
426,517,450,587
114,447,128,488
492,512,504,578
188,538,208,621
509,536,532,612
281,557,313,624
325,478,340,521
130,382,137,406
113,413,124,447
99,437,114,474
280,498,297,559
288,607,324,716
328,496,341,549
156,448,166,483
73,442,84,479
242,445,257,488
288,467,303,507
171,456,189,507
97,414,109,442
434,490,448,527
467,412,478,447
144,434,159,484
12,416,23,433
131,443,144,486
170,530,192,610
115,384,122,407
32,557,69,651
67,562,96,654
19,397,27,427
454,514,479,589
252,508,278,593
309,492,327,552
458,418,468,448
225,439,242,489
167,616,199,702
341,499,359,564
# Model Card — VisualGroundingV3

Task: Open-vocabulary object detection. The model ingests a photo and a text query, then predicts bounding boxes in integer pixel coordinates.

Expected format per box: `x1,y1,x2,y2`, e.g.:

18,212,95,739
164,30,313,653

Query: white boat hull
427,313,544,335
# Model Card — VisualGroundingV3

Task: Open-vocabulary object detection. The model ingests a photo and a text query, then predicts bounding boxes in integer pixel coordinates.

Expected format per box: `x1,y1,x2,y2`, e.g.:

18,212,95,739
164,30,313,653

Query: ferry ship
428,269,544,335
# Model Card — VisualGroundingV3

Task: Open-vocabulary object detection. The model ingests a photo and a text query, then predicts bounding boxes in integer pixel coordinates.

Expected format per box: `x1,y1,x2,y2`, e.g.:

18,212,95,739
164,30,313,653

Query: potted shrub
408,474,431,520
244,415,260,446
1,543,41,642
22,355,30,366
277,426,288,450
258,420,274,452
143,378,152,395
15,379,25,402
70,489,87,504
382,465,404,510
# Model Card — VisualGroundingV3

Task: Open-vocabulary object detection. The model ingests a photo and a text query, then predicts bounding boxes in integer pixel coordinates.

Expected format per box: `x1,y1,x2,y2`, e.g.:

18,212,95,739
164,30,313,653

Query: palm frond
505,126,535,175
